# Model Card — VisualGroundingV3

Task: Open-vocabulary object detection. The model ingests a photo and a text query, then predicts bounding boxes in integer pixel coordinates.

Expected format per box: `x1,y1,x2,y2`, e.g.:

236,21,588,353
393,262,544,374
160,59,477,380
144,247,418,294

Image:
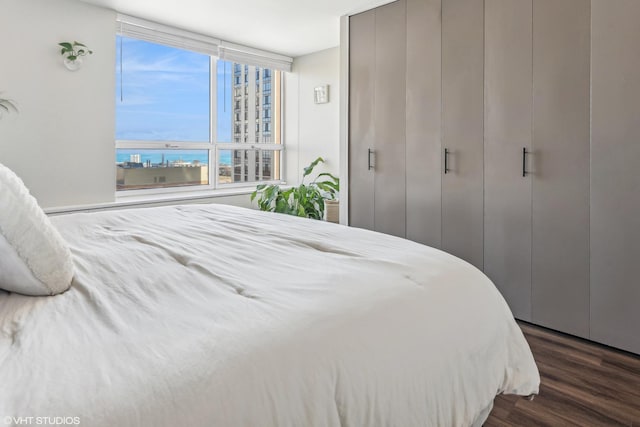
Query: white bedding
0,204,539,427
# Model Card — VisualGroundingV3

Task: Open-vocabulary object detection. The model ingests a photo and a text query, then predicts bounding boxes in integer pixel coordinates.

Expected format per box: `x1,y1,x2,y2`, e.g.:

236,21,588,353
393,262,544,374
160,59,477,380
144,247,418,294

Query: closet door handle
444,148,450,174
368,148,375,171
522,147,528,177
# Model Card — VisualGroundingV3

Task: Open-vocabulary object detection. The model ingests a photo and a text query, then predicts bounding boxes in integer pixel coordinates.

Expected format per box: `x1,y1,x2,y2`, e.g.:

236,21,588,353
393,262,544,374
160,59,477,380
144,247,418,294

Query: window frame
115,37,285,197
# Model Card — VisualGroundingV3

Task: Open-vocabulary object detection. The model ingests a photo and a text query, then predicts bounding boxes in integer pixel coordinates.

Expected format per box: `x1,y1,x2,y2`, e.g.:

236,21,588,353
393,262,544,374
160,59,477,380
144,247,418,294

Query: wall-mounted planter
59,41,92,71
0,96,18,119
63,57,83,71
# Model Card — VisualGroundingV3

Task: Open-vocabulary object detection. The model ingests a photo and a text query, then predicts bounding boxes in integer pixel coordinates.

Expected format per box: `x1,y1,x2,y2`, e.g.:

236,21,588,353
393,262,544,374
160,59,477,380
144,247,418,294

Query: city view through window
115,36,282,191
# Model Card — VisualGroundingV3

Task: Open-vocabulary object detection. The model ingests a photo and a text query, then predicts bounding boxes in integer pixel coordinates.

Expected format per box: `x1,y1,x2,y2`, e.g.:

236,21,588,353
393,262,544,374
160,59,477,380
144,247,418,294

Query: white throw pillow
0,162,74,296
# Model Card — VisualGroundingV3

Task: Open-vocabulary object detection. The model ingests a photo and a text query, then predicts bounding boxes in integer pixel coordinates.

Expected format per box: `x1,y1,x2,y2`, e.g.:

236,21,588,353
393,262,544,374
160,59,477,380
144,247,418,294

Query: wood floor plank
485,322,640,426
522,383,629,426
542,376,640,425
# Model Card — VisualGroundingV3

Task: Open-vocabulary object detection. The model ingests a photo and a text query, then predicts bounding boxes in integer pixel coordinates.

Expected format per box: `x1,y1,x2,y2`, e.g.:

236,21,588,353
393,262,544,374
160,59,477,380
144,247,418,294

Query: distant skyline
115,149,234,166
115,36,233,143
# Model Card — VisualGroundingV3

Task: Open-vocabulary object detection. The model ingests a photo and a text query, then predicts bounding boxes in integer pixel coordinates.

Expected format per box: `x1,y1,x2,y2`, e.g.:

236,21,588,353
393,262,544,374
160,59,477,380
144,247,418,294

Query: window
115,35,283,192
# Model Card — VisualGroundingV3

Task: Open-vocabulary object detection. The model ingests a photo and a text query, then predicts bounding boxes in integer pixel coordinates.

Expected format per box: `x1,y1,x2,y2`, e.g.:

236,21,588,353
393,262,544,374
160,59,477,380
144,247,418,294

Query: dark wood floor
485,322,640,426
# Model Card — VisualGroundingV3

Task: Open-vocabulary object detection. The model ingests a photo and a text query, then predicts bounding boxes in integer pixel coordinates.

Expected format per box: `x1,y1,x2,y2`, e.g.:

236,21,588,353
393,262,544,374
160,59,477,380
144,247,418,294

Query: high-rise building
232,64,272,144
230,64,280,183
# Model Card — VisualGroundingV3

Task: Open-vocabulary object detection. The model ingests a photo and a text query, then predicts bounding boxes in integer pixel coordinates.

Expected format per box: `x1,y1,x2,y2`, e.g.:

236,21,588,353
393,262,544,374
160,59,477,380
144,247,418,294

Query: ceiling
78,0,394,57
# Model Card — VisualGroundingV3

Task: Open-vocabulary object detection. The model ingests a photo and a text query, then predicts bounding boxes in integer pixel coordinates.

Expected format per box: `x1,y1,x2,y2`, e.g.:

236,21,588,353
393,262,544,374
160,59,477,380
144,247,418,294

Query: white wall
0,0,116,209
284,47,340,186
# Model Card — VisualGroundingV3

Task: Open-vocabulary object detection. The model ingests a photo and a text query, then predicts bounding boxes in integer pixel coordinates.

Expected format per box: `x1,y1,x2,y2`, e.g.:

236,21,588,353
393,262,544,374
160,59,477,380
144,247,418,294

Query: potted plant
59,41,93,71
0,95,17,119
251,157,339,221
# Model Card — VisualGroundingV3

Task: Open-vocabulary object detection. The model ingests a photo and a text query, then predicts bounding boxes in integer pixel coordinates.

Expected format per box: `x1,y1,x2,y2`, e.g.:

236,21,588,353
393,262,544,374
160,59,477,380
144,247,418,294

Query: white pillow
0,162,74,296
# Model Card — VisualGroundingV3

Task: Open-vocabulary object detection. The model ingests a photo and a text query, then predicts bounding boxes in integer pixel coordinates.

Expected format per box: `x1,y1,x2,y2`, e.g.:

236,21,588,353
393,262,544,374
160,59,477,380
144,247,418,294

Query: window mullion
248,66,257,182
116,140,211,149
248,66,257,143
211,57,217,189
258,68,263,144
241,66,246,143
216,143,283,150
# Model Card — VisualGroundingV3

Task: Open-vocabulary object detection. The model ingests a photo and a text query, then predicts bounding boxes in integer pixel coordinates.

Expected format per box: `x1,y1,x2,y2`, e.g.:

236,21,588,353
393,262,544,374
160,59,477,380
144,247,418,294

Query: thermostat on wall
314,85,329,104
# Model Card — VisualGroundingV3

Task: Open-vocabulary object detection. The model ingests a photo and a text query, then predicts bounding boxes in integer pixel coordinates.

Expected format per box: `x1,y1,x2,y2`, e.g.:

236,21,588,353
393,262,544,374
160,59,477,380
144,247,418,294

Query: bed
0,203,539,427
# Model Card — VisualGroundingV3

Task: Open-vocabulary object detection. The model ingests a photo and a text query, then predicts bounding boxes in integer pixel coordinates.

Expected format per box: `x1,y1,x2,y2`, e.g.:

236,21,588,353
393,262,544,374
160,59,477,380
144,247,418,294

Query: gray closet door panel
348,10,376,230
591,0,640,354
406,0,442,247
441,0,485,269
484,0,533,321
373,0,407,238
532,0,590,338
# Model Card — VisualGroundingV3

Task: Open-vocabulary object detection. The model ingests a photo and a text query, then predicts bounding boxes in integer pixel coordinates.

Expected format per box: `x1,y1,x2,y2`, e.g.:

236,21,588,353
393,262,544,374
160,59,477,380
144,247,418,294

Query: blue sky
115,36,232,142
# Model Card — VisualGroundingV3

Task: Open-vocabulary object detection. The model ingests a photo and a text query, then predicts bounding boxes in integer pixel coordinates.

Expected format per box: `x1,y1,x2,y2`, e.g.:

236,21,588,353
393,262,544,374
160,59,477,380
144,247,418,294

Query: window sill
45,187,257,216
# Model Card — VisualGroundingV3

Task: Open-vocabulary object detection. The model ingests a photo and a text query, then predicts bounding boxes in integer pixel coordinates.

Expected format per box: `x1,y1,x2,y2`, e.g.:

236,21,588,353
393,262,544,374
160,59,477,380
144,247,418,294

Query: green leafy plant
58,41,93,62
251,157,339,220
0,95,17,119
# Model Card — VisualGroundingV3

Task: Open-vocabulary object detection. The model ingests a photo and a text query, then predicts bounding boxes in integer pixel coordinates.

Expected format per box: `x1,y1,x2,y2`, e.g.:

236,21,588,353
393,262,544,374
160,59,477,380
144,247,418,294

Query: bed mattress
0,204,539,426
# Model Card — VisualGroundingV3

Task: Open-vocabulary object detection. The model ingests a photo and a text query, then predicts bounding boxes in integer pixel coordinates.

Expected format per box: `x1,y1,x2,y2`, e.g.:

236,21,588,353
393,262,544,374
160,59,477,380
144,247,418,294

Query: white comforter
0,204,539,427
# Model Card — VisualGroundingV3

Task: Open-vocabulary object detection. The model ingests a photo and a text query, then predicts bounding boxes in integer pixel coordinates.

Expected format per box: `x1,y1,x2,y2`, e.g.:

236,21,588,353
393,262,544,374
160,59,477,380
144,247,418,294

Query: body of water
116,150,232,166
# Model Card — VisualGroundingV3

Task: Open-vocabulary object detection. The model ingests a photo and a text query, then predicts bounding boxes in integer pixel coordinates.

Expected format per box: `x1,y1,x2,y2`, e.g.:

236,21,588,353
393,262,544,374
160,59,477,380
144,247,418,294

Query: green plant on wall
58,41,93,62
0,95,17,119
251,157,339,220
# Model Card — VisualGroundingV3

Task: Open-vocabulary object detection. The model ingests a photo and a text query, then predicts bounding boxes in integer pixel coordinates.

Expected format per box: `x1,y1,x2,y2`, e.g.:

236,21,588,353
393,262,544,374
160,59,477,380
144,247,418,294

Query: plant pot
64,57,83,71
324,199,339,223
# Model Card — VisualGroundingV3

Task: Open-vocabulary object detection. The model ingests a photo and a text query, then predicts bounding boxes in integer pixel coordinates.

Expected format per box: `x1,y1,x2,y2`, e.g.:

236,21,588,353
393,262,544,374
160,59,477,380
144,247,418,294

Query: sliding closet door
531,0,590,338
441,0,485,269
373,0,407,238
348,10,375,230
405,0,442,247
484,0,533,321
591,0,640,354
